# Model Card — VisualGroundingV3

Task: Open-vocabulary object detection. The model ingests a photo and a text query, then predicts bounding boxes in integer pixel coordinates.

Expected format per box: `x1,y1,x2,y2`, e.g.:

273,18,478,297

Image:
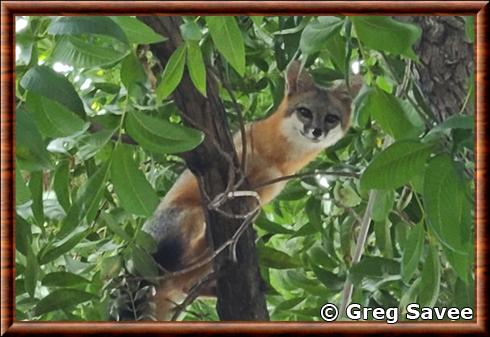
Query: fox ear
330,74,364,104
286,60,315,96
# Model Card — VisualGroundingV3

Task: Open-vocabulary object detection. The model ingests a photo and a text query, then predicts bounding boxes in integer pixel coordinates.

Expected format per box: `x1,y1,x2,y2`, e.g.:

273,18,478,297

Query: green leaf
333,181,361,208
93,82,120,94
110,16,166,44
371,190,394,221
464,16,475,43
80,163,110,224
399,277,421,315
16,165,31,205
100,255,122,281
53,160,71,213
50,36,129,68
358,88,419,140
258,246,301,269
101,213,131,241
418,242,440,307
274,297,304,313
42,271,90,287
25,245,39,298
311,264,344,291
131,245,159,280
351,16,421,59
26,92,88,138
121,52,147,92
39,226,89,264
16,214,32,256
156,45,186,101
28,172,44,227
401,222,424,282
135,230,158,254
76,129,115,161
443,246,470,283
186,41,207,96
20,65,85,118
374,219,393,258
33,288,97,316
454,276,474,308
308,246,337,270
251,16,264,27
47,16,129,45
300,16,343,55
180,21,202,41
360,140,432,190
206,16,245,76
425,114,474,141
59,163,110,236
424,154,472,254
305,197,323,231
254,214,294,235
125,110,204,154
16,108,52,171
350,256,400,285
111,144,159,217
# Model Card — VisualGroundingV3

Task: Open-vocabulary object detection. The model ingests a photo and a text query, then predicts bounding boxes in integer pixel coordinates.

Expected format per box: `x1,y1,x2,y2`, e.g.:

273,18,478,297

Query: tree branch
138,16,269,321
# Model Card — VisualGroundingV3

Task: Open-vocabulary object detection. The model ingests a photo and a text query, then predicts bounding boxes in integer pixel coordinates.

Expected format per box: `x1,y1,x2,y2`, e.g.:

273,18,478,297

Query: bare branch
252,169,359,190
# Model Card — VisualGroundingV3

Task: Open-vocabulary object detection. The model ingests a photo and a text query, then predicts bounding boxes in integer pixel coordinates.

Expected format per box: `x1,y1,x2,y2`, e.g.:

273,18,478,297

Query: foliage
15,15,474,321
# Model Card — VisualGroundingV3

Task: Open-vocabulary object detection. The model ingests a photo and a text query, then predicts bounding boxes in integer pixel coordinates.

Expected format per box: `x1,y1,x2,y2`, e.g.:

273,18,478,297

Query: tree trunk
406,16,473,122
138,16,269,321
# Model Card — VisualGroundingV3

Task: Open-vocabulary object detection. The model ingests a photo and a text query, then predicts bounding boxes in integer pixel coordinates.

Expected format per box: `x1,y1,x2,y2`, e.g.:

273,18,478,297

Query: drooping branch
138,16,269,321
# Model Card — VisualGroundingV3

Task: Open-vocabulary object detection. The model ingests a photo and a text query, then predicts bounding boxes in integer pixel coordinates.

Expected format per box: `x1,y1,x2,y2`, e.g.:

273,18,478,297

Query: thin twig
212,61,249,177
339,189,377,316
252,170,359,190
338,137,393,315
141,207,260,282
170,271,219,321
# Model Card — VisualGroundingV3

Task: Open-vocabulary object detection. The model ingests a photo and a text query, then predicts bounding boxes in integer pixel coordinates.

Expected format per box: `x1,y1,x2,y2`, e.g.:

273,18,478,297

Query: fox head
282,61,362,149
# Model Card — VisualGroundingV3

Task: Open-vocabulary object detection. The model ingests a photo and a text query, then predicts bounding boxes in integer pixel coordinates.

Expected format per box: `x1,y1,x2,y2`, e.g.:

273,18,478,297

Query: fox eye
325,114,340,124
298,107,312,119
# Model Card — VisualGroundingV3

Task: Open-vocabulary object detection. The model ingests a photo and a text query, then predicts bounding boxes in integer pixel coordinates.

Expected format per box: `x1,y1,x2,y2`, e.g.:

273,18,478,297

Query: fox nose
312,128,323,138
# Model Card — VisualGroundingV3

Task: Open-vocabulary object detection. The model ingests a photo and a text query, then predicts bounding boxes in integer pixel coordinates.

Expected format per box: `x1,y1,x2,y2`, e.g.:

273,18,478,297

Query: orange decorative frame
1,1,488,335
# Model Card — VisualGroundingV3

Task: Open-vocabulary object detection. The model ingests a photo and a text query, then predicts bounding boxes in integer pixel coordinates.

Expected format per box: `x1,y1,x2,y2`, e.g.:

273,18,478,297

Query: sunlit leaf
424,154,472,254
26,92,89,138
351,16,421,59
186,41,207,96
16,165,31,205
53,160,71,212
125,110,204,154
360,140,432,190
48,16,129,44
20,66,85,118
111,144,159,217
206,16,245,76
111,16,166,44
39,226,89,264
156,45,186,101
50,36,129,68
300,16,343,55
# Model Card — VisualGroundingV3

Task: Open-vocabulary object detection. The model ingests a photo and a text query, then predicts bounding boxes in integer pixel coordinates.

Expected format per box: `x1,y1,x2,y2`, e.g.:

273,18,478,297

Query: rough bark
138,16,269,321
404,16,473,122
